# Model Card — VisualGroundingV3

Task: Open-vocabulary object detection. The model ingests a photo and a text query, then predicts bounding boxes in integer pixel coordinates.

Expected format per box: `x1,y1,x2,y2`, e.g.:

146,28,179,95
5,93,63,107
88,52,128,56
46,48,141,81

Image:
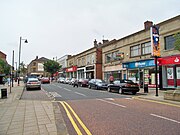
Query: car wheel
88,85,91,89
96,86,98,90
81,84,83,87
119,87,123,94
108,87,111,92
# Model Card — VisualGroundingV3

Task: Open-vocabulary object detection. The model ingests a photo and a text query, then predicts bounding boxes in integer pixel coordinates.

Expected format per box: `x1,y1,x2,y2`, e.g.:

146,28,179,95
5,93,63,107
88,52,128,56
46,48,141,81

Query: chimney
94,39,98,47
36,56,38,60
144,21,153,30
102,39,109,44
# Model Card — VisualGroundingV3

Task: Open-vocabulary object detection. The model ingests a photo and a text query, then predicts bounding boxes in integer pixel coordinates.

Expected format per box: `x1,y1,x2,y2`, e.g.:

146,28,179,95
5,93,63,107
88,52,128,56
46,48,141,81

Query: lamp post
18,36,28,86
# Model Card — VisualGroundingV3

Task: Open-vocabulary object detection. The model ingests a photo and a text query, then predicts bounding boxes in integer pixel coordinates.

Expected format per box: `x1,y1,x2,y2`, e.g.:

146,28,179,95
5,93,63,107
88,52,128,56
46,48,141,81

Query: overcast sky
0,0,180,65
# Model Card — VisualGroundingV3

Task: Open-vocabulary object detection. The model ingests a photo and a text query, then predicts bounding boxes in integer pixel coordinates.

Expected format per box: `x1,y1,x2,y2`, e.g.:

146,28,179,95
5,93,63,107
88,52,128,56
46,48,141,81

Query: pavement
0,83,180,135
0,82,68,135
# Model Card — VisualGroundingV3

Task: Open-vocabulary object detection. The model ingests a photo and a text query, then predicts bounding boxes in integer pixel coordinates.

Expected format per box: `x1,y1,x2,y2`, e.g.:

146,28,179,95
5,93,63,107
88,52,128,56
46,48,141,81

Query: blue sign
123,59,155,69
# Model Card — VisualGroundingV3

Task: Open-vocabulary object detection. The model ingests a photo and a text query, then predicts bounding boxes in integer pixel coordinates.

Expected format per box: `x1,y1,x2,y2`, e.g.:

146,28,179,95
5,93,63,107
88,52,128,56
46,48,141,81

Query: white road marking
57,86,62,89
105,98,114,101
64,88,72,91
150,113,180,124
49,92,62,97
125,98,133,100
75,92,86,97
97,99,126,108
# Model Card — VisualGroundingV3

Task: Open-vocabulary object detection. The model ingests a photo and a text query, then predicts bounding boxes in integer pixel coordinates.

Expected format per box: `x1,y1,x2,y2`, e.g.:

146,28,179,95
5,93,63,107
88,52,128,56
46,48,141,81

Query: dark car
78,78,89,87
88,79,108,90
107,79,139,95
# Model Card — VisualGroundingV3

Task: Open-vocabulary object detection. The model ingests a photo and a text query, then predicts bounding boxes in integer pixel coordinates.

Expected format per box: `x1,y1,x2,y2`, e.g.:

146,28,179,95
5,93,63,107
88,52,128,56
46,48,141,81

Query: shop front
77,67,85,79
123,59,158,88
65,66,77,79
103,64,124,83
158,55,180,89
85,65,94,79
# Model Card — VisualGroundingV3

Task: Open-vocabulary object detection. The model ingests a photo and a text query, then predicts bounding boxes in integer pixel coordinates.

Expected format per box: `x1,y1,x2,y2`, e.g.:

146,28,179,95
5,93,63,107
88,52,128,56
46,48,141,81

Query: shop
85,65,94,79
123,59,158,88
65,66,77,78
77,67,85,79
103,64,124,82
158,55,180,89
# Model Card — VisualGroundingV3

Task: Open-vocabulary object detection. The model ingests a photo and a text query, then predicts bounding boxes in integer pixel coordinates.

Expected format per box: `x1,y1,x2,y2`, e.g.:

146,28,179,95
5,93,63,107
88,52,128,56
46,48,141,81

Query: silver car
26,78,41,90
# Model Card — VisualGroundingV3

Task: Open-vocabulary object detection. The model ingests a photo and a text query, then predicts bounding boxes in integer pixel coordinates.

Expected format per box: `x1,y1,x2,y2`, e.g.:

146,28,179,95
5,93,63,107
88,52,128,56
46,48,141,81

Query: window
105,51,119,63
142,42,151,55
130,45,141,57
105,53,112,63
91,55,95,64
86,55,90,65
165,35,175,50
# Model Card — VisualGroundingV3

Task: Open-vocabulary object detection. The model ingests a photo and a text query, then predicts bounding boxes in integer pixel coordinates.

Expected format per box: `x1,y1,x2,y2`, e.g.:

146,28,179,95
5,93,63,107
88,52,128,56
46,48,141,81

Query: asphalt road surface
25,83,180,135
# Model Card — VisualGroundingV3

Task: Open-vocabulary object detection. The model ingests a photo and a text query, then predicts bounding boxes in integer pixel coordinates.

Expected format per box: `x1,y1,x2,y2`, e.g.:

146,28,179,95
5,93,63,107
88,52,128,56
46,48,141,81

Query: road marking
97,99,126,108
60,102,83,135
57,86,62,89
133,97,180,108
125,98,133,100
105,98,114,101
64,88,72,91
64,102,92,135
150,113,180,124
49,92,62,97
75,92,86,96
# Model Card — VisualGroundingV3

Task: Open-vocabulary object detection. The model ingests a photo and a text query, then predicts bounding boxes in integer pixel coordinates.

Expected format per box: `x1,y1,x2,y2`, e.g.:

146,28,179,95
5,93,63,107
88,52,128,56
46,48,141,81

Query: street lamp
18,36,28,85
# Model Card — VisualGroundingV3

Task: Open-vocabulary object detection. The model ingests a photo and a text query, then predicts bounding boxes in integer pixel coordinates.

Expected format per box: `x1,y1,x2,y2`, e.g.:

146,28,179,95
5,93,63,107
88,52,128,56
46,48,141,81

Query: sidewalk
0,82,68,135
136,88,180,106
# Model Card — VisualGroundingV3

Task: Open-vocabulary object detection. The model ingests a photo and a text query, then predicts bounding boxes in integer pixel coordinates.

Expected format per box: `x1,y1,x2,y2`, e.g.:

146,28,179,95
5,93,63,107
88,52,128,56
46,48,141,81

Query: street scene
0,0,180,135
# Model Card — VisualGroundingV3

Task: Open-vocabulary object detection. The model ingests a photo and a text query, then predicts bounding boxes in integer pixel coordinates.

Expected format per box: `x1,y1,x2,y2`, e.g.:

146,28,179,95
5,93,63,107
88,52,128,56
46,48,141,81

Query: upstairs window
142,42,151,55
165,35,175,50
130,45,141,57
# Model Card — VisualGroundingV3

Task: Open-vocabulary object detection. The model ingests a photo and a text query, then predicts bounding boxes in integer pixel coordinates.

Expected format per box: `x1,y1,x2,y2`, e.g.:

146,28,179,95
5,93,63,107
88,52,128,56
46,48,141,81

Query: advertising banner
167,67,174,79
150,26,160,57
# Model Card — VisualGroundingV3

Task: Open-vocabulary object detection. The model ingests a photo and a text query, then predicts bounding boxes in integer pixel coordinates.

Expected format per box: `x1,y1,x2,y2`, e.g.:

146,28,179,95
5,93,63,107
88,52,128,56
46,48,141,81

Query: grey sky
0,0,180,65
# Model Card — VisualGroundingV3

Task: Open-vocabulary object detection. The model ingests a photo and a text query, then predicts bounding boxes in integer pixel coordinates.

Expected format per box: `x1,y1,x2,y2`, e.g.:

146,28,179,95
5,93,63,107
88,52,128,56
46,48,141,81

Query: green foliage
0,58,11,75
19,62,27,75
174,33,180,51
43,60,61,75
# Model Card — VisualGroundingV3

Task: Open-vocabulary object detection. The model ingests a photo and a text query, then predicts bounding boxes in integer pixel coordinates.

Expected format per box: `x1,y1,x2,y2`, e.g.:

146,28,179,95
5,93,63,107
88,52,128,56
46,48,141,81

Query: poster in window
177,67,180,79
167,67,174,79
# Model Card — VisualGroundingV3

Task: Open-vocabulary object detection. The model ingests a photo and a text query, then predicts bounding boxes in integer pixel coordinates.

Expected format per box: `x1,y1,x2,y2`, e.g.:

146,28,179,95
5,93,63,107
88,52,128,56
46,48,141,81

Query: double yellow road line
60,101,92,135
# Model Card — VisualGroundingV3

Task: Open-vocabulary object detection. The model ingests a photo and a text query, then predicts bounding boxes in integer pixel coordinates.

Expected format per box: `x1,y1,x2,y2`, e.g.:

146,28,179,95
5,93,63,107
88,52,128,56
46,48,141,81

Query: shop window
130,45,141,57
142,42,151,55
165,35,175,50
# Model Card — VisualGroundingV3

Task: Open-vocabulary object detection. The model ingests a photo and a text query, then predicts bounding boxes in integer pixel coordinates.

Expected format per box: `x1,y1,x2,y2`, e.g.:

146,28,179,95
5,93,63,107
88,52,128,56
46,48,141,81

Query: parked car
88,79,108,90
41,77,50,84
64,78,71,84
78,78,89,87
69,78,76,85
57,77,65,83
26,78,41,90
107,79,140,95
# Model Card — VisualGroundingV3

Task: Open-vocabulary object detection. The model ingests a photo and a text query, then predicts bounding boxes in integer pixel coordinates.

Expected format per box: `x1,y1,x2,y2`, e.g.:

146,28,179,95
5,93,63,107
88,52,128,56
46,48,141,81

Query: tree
19,62,27,76
43,60,61,77
0,58,11,75
174,33,180,51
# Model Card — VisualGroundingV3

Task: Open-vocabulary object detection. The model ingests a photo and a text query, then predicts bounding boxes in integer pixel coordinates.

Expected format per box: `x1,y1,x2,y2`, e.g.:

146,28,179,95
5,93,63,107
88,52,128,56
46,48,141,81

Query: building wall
0,51,7,61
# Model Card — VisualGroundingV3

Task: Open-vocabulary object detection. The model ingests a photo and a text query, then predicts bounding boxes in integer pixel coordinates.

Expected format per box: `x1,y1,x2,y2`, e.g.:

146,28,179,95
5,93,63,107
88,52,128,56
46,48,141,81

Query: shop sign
158,55,180,65
66,66,77,72
123,59,155,69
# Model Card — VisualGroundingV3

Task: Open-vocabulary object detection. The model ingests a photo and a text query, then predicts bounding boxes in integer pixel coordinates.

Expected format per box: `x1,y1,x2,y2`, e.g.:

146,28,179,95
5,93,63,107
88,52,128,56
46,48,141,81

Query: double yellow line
60,101,92,135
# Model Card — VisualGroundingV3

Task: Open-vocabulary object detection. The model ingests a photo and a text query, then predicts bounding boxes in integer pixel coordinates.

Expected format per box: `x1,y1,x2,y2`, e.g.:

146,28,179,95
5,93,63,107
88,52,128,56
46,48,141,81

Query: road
39,82,180,135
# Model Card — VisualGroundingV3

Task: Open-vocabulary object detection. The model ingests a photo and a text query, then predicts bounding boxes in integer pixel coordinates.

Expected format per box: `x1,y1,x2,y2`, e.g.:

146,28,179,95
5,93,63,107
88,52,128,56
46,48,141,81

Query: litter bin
144,84,148,93
1,88,7,98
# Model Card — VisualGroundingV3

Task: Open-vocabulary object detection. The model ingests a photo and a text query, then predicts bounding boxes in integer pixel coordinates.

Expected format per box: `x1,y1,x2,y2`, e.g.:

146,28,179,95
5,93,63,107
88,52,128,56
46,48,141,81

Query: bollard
144,84,148,93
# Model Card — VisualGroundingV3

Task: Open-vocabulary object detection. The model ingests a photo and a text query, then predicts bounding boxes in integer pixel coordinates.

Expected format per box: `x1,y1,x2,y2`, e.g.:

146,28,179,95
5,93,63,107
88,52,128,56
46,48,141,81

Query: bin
144,84,148,93
1,88,7,98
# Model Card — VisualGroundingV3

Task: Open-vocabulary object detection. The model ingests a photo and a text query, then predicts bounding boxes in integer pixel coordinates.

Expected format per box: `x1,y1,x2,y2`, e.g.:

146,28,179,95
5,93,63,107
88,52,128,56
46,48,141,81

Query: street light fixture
18,36,28,85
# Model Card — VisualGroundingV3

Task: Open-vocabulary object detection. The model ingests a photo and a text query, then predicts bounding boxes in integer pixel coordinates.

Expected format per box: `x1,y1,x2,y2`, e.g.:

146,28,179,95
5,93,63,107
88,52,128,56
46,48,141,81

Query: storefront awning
158,55,180,65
